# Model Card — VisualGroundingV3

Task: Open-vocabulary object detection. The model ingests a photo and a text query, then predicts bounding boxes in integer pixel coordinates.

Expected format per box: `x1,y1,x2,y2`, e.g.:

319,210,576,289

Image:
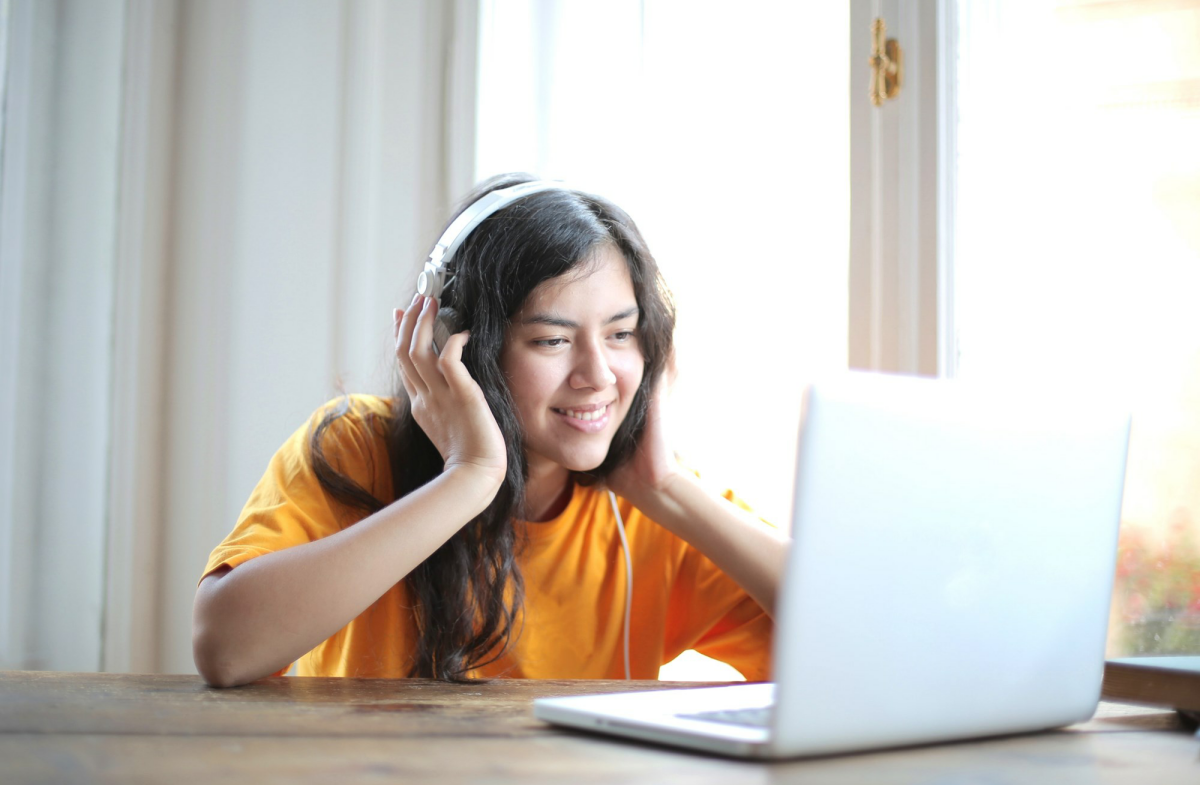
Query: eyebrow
520,306,640,329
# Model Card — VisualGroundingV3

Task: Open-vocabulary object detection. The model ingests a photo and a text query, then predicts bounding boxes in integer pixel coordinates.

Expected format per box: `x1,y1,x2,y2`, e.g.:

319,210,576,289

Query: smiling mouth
552,404,611,422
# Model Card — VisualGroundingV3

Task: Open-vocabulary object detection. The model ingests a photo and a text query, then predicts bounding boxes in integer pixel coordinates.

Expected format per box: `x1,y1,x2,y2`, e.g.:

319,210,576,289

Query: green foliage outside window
1111,517,1200,655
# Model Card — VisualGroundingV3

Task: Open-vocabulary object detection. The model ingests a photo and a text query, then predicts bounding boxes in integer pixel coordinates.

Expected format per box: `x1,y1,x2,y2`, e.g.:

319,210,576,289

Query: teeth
560,405,607,421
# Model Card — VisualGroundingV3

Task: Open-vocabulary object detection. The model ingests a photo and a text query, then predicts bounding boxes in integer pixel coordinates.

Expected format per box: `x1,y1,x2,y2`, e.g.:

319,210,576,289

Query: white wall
0,0,125,672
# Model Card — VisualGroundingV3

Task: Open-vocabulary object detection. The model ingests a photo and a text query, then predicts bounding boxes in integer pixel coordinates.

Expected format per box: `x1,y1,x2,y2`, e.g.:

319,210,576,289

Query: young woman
192,174,789,687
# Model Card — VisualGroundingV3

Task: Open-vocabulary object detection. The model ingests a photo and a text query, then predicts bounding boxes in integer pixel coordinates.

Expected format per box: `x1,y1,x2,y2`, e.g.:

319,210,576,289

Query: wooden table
2,672,1197,784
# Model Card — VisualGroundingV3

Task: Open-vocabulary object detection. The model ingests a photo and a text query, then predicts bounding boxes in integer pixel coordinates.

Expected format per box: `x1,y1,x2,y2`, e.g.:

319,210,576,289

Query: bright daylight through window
953,0,1200,656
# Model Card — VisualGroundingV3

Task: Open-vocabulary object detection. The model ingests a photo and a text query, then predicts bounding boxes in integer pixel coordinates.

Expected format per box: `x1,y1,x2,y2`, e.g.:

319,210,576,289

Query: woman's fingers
395,296,429,396
662,346,679,394
407,296,448,393
393,309,419,399
391,307,504,479
437,331,475,392
397,295,457,396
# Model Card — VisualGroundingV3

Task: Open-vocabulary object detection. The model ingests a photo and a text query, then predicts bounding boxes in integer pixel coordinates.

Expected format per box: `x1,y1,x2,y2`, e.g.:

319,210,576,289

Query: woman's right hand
394,295,507,490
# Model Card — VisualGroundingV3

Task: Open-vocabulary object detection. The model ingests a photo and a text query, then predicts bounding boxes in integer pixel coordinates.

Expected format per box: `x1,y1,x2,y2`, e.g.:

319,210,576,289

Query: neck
523,459,573,522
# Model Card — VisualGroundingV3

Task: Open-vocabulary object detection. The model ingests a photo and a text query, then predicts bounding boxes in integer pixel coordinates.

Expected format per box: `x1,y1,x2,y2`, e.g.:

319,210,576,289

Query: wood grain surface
3,672,1197,785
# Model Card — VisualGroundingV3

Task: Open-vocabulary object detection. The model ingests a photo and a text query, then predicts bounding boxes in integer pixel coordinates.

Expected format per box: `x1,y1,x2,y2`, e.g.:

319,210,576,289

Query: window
950,0,1200,655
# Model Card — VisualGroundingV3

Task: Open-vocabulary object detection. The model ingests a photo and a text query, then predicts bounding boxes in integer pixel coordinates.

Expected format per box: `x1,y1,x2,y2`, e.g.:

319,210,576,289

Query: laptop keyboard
677,705,773,728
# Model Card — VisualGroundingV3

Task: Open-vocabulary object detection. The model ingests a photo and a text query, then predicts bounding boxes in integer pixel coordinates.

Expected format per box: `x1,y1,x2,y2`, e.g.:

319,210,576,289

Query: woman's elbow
192,576,252,687
196,661,241,689
192,621,245,688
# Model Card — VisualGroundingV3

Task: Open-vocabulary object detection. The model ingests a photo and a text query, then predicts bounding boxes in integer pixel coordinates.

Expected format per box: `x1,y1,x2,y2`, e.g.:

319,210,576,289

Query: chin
526,427,621,475
545,444,613,474
560,455,609,473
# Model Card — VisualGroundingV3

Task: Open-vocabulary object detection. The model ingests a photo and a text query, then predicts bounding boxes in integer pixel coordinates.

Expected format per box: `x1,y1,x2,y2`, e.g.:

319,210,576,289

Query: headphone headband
416,180,570,301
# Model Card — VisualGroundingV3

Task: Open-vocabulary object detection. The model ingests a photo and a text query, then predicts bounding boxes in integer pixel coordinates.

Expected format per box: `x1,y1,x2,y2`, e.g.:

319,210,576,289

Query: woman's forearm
637,471,790,617
191,466,499,687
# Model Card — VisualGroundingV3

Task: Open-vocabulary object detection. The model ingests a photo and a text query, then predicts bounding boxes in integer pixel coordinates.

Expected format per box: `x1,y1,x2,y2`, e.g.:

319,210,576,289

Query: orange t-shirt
201,395,774,680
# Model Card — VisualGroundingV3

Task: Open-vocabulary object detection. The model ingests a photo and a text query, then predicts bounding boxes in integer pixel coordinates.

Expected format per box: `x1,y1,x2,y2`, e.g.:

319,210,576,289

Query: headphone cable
608,489,633,680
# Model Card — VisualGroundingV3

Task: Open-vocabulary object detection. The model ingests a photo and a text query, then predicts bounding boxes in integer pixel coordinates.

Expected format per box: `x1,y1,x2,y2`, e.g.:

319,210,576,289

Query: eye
612,330,636,343
534,337,567,348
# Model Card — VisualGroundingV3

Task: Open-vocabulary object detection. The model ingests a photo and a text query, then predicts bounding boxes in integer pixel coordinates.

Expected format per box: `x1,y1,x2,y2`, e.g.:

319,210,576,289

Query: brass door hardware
869,17,902,106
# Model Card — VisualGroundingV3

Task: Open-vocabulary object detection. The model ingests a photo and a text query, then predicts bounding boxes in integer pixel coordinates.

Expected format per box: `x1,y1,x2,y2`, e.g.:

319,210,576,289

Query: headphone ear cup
431,306,459,356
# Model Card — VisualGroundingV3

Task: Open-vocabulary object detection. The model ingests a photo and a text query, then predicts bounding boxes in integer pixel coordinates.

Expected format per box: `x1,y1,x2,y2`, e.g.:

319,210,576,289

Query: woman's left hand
606,351,682,511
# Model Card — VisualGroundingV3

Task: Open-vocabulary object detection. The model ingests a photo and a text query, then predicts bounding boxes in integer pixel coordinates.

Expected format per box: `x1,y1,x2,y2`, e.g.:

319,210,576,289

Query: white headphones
417,178,635,679
417,180,568,304
417,180,569,354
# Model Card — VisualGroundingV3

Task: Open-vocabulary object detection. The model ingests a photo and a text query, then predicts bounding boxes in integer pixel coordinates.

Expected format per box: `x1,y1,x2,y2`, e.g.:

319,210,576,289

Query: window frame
848,0,955,378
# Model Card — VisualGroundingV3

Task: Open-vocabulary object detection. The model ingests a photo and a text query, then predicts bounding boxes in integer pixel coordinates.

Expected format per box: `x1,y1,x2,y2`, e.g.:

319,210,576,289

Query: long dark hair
309,173,675,680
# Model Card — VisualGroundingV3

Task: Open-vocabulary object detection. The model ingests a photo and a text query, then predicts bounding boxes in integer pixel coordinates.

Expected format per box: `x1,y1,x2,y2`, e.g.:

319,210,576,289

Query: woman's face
501,244,645,479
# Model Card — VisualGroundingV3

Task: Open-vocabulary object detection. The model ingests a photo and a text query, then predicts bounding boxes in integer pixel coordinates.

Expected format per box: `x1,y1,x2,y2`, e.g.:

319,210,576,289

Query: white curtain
0,0,478,674
0,0,125,673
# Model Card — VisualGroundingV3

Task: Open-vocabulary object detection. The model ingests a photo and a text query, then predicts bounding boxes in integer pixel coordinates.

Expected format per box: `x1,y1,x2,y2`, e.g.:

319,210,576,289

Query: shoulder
314,393,394,422
294,394,396,476
308,394,394,444
296,394,398,506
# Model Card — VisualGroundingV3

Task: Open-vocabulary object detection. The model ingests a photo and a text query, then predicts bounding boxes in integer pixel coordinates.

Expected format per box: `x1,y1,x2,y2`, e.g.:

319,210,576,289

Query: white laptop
534,372,1131,759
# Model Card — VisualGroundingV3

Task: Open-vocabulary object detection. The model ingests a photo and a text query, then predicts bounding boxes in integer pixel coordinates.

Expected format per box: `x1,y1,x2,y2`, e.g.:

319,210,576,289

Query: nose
569,338,617,390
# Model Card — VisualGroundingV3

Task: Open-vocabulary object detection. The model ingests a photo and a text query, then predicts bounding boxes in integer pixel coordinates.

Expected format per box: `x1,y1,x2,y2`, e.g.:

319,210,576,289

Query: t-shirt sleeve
197,398,390,679
663,489,776,682
200,398,390,585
